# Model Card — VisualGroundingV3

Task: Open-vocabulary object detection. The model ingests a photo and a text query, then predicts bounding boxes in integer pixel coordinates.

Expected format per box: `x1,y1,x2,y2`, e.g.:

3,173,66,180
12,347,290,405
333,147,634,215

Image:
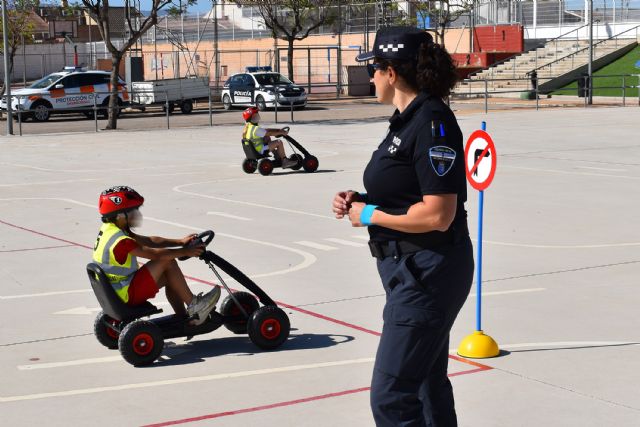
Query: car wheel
220,291,260,334
30,101,51,122
222,94,232,110
180,100,193,114
248,306,290,350
255,95,267,111
162,102,175,114
100,98,122,119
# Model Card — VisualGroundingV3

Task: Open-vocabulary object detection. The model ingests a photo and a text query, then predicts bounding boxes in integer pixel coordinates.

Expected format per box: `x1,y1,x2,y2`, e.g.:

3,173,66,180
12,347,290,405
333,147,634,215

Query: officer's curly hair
376,40,458,99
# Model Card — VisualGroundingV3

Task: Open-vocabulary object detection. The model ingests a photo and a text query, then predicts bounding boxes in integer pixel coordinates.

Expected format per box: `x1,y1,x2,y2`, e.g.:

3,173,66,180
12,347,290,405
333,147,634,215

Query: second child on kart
93,186,220,325
242,106,297,168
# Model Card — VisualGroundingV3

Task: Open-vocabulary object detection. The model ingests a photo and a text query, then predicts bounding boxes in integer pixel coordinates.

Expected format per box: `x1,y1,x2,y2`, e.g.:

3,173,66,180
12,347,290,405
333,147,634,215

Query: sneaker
187,286,221,326
282,158,297,169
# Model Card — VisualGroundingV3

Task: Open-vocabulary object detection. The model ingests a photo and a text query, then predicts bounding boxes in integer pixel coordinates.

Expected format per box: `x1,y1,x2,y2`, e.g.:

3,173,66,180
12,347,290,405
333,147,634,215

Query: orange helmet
242,106,259,122
99,186,144,218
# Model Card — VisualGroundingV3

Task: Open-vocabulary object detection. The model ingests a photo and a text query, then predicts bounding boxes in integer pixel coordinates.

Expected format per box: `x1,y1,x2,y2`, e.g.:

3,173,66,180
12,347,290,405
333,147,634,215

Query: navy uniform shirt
363,92,467,242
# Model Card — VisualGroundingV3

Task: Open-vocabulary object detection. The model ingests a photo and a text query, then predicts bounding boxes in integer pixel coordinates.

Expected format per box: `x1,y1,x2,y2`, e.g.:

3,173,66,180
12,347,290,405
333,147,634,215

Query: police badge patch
428,146,456,176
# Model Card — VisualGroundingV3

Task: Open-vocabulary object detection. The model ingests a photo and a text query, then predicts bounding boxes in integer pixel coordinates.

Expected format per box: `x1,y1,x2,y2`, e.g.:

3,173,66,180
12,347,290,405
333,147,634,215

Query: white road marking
17,347,189,371
575,166,626,172
0,178,99,187
294,241,338,251
0,197,317,280
478,239,640,249
206,211,252,221
324,238,367,247
352,235,370,240
1,358,376,402
53,302,171,315
173,181,333,220
467,288,545,297
503,165,640,180
449,341,640,353
0,289,92,300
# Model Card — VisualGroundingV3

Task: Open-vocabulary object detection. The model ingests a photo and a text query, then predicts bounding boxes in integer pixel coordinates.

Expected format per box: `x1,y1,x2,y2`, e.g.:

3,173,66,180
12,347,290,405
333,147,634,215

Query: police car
221,66,307,111
0,67,129,122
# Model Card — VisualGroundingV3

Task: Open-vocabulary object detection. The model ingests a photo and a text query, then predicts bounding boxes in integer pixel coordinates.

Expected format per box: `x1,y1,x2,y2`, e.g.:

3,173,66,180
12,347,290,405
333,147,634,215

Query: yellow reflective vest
243,122,266,153
92,222,138,303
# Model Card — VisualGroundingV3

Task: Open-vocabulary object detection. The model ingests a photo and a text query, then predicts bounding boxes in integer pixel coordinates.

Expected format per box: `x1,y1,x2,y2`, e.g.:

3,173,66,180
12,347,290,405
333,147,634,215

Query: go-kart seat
241,138,267,161
86,263,162,322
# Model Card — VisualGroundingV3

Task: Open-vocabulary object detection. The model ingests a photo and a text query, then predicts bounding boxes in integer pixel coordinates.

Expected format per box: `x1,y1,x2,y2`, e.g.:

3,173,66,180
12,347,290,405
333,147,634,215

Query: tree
79,0,194,129
234,1,338,81
407,0,473,48
0,0,37,100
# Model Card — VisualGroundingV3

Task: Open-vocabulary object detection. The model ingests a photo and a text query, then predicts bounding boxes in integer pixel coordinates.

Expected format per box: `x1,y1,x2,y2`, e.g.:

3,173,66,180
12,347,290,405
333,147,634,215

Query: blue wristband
360,204,378,226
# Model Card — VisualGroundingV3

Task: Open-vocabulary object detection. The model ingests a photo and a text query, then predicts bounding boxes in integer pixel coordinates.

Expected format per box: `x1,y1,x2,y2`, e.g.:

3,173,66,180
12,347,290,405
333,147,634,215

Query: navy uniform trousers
370,236,474,427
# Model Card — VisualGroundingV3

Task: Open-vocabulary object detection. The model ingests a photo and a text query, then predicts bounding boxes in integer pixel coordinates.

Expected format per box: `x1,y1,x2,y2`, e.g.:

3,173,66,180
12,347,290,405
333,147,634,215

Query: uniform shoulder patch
428,146,456,176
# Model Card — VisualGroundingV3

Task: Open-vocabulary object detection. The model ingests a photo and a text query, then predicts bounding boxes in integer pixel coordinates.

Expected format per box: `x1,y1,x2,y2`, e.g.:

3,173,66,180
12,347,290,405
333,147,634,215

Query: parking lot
1,106,639,426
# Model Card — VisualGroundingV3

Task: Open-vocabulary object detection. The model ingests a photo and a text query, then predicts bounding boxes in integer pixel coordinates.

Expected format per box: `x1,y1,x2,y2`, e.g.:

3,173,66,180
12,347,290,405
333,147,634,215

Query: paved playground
1,106,639,426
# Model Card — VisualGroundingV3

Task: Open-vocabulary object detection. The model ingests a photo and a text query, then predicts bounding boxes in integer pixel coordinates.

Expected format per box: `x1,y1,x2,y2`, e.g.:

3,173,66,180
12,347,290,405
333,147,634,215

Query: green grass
552,45,640,97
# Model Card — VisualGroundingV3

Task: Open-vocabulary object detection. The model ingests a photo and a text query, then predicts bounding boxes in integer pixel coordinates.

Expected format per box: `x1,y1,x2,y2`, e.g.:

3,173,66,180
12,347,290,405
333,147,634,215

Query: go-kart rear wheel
302,156,319,173
289,154,303,171
242,158,258,174
94,311,120,350
258,158,274,176
248,306,290,350
220,291,260,334
118,320,164,367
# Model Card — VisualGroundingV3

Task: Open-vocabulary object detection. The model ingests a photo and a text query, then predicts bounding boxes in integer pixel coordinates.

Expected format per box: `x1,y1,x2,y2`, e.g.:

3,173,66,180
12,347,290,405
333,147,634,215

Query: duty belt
368,224,468,260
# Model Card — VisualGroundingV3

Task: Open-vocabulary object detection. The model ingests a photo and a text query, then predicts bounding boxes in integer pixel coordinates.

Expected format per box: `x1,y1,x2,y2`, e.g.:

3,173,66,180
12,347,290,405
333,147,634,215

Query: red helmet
242,106,259,121
99,186,144,217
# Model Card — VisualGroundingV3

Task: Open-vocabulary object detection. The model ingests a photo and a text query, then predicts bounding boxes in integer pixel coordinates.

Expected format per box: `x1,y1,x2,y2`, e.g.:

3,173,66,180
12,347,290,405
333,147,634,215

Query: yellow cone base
457,330,500,358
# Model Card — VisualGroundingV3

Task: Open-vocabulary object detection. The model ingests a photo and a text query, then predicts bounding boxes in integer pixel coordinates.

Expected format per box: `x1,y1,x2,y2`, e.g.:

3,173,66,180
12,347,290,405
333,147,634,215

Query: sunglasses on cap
366,63,381,78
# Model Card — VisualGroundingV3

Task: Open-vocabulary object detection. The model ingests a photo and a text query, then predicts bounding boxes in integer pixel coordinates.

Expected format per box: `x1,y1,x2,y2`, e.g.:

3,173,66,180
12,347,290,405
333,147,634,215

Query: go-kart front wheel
118,320,164,367
303,156,319,173
248,306,290,350
258,159,274,176
289,154,303,171
94,311,120,350
220,291,260,334
242,158,258,174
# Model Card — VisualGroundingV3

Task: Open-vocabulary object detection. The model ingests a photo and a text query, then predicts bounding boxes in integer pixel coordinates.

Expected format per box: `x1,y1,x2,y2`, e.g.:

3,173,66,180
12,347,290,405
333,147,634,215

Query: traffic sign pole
458,121,500,359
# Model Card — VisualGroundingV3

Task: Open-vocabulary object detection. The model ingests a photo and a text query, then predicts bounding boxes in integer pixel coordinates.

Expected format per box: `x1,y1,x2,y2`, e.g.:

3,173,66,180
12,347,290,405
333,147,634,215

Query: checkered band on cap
378,43,405,53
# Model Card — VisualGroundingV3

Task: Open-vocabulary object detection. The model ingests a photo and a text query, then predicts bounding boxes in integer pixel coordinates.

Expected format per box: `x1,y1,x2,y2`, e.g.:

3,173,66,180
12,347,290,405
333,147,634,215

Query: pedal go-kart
241,126,319,176
87,231,290,367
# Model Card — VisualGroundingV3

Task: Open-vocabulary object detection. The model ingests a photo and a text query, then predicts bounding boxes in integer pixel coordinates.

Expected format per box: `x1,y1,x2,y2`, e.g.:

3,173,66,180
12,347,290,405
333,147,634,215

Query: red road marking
468,145,490,177
2,218,494,422
0,244,75,253
141,387,371,427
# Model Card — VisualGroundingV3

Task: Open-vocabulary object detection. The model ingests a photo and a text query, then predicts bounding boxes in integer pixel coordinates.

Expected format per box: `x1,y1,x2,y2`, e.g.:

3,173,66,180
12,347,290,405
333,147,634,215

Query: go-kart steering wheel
282,126,290,133
178,230,215,260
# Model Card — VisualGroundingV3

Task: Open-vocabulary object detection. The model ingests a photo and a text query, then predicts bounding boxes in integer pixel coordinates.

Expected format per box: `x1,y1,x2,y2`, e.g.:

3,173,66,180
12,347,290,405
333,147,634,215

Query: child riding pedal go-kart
88,186,290,366
240,106,319,176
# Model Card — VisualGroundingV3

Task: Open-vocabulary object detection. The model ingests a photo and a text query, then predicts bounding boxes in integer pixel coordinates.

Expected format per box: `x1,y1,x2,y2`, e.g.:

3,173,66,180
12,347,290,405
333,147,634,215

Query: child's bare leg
144,259,194,306
269,141,286,160
165,286,187,316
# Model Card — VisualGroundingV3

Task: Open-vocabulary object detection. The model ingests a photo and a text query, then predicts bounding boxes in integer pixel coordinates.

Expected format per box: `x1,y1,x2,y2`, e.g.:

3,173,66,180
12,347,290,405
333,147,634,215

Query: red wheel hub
260,319,281,340
132,333,154,356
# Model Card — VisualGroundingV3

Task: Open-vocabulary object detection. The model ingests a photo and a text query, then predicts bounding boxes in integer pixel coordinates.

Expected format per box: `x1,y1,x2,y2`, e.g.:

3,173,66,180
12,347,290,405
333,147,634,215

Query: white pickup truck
130,77,210,114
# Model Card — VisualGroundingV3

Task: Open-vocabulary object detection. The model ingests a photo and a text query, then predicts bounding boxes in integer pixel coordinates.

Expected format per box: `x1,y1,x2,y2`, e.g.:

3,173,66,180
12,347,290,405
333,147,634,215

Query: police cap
356,26,433,62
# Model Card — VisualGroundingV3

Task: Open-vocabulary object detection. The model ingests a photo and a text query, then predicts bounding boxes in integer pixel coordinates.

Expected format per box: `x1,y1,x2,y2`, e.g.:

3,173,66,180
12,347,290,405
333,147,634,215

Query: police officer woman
332,27,474,426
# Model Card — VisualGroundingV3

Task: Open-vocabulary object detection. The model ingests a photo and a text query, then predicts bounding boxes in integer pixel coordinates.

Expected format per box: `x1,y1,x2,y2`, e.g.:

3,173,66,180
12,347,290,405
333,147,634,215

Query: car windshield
30,73,65,89
254,73,292,86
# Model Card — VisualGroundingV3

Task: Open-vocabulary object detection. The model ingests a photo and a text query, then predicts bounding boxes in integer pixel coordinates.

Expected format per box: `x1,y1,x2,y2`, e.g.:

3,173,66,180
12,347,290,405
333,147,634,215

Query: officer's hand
333,190,358,219
348,202,365,227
